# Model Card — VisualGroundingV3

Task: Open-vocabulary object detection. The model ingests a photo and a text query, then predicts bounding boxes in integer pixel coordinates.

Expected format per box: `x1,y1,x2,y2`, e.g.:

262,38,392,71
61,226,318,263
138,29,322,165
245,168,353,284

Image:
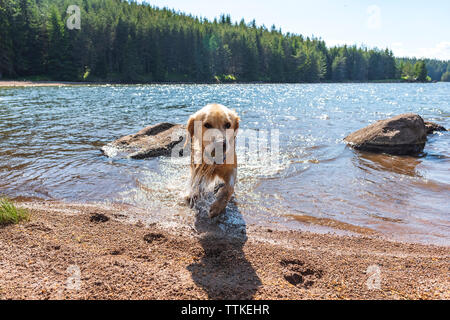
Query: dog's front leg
209,183,233,218
209,168,236,218
185,191,199,208
185,167,201,207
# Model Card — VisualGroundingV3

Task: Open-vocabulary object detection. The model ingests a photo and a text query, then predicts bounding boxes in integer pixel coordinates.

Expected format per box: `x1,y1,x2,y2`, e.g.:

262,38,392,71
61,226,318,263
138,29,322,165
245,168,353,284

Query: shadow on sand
187,197,261,300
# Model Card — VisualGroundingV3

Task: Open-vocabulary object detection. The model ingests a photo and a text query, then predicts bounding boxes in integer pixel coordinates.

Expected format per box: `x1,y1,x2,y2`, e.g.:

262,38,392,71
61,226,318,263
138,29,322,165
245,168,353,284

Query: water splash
1,83,449,244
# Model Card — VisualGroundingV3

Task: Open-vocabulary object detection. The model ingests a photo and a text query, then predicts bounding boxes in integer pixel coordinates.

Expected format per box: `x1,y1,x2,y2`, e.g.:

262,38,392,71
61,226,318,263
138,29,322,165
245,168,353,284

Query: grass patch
0,197,30,225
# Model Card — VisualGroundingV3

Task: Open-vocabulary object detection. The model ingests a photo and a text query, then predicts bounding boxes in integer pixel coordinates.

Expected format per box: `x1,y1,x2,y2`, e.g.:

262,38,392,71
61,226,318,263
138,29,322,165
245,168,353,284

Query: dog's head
187,104,239,164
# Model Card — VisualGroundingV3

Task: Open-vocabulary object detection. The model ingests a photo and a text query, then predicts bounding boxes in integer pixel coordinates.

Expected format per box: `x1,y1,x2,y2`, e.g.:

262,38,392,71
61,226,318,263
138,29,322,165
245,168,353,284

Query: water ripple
1,83,449,244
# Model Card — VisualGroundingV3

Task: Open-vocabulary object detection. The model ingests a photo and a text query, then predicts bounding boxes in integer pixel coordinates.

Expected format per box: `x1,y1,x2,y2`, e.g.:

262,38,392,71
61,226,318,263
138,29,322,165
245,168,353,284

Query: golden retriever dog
186,104,239,218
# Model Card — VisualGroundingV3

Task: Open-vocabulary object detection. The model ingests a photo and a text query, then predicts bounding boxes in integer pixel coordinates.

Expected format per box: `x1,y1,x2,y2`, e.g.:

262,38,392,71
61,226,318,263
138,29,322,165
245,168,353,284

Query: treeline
0,0,449,83
397,58,450,82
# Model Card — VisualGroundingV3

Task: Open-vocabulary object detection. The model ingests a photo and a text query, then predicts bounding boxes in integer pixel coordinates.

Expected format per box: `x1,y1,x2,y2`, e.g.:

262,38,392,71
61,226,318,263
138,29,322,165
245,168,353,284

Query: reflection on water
0,83,449,245
355,152,423,177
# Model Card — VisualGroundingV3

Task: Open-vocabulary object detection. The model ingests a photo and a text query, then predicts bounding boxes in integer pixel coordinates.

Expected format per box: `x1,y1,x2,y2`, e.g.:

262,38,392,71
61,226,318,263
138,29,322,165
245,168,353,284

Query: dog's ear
187,115,195,137
231,110,239,132
185,115,195,148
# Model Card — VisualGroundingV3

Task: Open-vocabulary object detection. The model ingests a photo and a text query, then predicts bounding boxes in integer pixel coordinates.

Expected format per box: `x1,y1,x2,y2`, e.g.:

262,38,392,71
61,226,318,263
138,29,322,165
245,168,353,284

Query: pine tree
441,71,450,82
402,62,415,80
332,55,347,82
0,0,14,77
2,0,447,83
47,6,66,79
414,61,428,82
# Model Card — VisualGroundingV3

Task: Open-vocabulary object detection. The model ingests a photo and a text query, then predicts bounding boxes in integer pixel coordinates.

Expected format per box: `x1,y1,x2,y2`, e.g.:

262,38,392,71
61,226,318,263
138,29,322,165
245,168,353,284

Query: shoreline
0,200,448,300
0,79,439,87
0,80,101,87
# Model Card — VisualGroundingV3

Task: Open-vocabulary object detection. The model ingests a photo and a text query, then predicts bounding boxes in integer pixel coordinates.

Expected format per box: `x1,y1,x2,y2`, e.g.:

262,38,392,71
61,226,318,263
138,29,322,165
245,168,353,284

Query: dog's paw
214,183,226,195
185,194,199,208
209,203,225,218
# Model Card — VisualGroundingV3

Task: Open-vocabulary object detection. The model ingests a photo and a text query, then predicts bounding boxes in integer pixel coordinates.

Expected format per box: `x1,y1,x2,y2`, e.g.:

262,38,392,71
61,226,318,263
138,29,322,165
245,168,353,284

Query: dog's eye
225,122,231,129
204,123,212,129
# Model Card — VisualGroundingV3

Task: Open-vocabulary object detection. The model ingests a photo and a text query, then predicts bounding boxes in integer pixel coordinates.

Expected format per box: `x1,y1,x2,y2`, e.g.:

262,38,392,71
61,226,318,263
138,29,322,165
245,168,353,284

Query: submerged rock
424,121,447,134
101,123,186,159
344,114,428,155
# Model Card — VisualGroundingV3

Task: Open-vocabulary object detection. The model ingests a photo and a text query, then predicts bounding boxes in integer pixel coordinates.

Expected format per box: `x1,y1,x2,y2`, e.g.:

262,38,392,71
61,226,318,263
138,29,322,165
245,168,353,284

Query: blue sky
137,0,450,60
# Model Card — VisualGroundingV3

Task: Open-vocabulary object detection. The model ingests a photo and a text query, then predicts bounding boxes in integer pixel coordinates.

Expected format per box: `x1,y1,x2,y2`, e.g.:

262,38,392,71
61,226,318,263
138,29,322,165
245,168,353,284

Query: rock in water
424,121,447,134
344,114,428,155
101,123,186,159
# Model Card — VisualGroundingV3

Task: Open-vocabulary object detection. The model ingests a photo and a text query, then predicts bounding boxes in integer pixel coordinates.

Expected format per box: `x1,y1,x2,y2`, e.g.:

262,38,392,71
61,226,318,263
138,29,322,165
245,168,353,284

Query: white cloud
391,42,409,57
391,42,450,60
326,39,355,47
366,5,382,30
417,42,450,60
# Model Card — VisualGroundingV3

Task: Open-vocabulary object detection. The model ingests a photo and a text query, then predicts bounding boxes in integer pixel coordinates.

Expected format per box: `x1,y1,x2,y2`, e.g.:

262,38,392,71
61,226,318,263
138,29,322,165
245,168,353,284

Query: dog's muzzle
207,140,228,164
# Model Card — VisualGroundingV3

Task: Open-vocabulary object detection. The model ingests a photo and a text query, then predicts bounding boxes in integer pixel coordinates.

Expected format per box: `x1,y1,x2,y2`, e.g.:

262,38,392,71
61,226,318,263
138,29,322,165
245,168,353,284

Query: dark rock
344,114,428,155
101,123,186,159
424,121,447,134
90,213,109,223
110,248,124,256
143,233,166,244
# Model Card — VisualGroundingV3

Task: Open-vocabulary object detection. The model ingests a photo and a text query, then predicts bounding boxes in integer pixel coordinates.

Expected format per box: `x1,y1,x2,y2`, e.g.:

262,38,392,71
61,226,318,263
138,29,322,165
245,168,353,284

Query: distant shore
0,80,99,87
0,79,439,87
0,200,448,300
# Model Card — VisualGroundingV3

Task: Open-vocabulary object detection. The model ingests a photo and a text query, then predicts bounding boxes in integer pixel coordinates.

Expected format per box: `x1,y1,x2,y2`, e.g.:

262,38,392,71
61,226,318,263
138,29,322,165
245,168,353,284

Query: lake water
0,83,449,245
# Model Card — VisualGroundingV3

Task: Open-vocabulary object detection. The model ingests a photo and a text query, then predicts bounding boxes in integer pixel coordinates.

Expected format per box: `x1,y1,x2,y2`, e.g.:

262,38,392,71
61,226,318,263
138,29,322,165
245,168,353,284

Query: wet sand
0,200,448,300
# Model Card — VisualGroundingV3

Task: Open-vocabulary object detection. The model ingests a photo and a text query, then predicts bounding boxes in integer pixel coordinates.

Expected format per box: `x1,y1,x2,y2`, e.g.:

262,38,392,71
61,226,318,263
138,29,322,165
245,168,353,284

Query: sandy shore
0,200,448,300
